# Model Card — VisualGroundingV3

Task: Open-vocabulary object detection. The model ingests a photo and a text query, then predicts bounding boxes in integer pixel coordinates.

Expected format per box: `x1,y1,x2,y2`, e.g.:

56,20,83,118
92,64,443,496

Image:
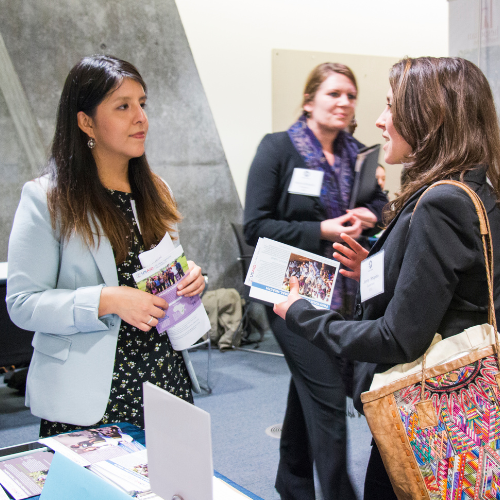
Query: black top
40,190,192,437
243,132,388,257
285,167,500,410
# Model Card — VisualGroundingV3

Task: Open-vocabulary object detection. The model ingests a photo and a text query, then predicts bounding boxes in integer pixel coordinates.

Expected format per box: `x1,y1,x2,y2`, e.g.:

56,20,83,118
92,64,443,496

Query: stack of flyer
0,451,53,500
39,425,153,497
132,234,210,351
245,238,340,309
0,426,151,499
89,449,150,496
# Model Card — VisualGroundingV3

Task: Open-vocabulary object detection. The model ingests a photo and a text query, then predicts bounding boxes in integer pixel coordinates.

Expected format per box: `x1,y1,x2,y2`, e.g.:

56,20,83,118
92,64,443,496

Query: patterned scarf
287,115,359,317
288,114,359,219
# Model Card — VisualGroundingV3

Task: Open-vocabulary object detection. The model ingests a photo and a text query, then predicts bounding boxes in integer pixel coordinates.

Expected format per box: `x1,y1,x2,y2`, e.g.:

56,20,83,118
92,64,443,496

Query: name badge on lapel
360,250,385,302
288,168,324,197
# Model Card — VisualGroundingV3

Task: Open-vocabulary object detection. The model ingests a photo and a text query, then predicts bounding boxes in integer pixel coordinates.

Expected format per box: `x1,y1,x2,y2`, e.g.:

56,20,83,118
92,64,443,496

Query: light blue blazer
7,177,193,426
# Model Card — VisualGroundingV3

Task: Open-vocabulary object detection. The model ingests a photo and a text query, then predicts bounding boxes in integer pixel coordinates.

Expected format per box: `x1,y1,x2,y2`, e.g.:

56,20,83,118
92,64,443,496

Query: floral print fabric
40,190,192,438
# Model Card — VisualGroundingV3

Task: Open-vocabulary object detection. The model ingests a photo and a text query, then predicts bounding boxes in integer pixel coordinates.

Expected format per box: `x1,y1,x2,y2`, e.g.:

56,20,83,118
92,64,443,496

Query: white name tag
360,250,385,302
288,168,324,197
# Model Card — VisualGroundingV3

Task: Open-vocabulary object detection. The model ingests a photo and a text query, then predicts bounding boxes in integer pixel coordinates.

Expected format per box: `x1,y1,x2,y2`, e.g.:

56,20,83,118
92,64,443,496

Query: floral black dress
40,190,193,438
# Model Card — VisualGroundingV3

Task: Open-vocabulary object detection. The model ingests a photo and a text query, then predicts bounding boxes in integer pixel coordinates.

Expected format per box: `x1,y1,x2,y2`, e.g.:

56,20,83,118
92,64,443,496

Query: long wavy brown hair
45,55,181,263
385,57,500,222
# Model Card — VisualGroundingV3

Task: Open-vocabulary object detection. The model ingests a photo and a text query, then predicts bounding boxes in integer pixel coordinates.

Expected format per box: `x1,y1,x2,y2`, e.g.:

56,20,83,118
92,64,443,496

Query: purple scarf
287,115,359,317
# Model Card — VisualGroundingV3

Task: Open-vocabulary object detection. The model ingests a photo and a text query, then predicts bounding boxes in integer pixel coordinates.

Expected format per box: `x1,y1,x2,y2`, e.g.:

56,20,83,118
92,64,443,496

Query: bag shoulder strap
413,179,496,332
412,181,499,422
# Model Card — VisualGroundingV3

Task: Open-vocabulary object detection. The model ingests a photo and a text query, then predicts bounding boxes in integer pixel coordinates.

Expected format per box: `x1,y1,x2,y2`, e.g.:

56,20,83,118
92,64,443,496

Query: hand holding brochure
133,240,210,351
245,238,340,310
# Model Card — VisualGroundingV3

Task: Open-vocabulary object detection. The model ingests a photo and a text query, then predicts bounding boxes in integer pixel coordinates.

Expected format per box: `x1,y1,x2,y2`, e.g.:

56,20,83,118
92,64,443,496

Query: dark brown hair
46,55,181,263
302,62,358,112
386,57,500,221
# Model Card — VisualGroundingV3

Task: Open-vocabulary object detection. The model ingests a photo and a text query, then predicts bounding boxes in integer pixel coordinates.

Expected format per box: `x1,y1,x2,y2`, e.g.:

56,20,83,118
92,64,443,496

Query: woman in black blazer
274,57,500,499
244,63,387,499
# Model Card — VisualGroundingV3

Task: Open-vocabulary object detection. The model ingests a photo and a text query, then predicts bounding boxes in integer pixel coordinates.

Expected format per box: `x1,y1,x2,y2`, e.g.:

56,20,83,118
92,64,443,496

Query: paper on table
90,449,150,494
0,451,53,500
143,381,214,500
0,486,9,500
39,426,144,467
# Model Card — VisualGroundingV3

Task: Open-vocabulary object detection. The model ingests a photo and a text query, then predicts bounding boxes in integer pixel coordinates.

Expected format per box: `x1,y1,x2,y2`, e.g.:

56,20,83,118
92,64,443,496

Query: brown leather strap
412,180,498,397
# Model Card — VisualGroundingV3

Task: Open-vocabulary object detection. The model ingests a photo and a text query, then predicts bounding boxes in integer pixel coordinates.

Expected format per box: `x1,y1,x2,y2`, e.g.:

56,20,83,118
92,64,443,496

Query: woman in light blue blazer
7,55,205,437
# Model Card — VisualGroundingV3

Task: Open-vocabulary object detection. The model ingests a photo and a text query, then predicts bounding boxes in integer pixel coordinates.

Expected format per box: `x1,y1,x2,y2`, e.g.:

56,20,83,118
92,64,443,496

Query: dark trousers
363,442,398,500
266,308,356,500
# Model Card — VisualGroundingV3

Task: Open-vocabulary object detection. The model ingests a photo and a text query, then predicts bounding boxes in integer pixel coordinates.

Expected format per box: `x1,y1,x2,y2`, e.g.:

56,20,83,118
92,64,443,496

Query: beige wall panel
272,49,404,198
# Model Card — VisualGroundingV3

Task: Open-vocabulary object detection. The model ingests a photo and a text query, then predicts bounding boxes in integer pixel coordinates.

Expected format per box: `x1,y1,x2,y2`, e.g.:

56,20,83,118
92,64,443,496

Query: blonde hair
302,62,357,113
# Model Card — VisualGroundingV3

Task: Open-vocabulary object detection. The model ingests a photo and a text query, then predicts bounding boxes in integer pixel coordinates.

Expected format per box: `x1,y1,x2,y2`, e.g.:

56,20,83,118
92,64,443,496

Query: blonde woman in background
244,63,387,499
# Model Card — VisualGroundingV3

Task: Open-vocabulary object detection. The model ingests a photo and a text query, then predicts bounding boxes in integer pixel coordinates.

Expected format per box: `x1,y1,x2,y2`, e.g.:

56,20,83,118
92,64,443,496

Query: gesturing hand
177,261,205,297
347,207,377,229
320,213,362,242
99,286,168,332
332,233,369,282
274,276,302,320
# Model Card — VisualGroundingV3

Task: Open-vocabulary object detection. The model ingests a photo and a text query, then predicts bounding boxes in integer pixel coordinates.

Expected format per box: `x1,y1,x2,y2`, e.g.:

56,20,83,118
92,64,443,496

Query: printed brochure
0,451,53,500
133,243,210,350
39,425,145,468
245,238,340,310
89,449,150,495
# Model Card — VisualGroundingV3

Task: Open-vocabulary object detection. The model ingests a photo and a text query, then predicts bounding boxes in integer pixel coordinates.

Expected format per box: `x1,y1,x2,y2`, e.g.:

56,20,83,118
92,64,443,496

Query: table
0,423,263,500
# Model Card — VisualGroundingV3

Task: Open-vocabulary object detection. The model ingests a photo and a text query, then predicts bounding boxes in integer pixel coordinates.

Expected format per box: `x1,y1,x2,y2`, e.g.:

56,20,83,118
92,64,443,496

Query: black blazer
285,166,500,409
244,132,388,256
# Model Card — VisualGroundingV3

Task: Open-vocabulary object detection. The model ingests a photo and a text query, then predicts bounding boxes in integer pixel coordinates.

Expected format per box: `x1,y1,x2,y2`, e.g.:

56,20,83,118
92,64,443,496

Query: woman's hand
332,233,369,282
177,261,205,297
99,286,168,332
320,213,362,242
274,276,301,320
347,207,377,229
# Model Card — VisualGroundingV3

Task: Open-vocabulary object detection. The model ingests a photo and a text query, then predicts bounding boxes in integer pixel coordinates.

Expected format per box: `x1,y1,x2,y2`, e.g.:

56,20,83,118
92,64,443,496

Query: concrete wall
0,0,243,290
449,0,500,117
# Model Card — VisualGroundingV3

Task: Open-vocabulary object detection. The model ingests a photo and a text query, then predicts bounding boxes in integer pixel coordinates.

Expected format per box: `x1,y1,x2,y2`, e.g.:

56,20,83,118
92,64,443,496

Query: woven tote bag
361,180,500,500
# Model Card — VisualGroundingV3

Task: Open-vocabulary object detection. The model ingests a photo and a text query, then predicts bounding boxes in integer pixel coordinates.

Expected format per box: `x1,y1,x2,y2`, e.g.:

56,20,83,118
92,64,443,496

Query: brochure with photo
39,426,145,468
89,449,150,495
133,244,210,351
245,238,340,310
0,451,53,500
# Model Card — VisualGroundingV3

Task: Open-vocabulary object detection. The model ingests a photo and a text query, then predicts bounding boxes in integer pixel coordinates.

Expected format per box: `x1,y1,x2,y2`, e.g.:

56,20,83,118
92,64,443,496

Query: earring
88,138,96,149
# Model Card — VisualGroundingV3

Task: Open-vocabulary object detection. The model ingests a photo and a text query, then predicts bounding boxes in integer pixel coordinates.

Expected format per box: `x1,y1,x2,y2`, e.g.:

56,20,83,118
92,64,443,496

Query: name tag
288,168,324,197
360,250,385,302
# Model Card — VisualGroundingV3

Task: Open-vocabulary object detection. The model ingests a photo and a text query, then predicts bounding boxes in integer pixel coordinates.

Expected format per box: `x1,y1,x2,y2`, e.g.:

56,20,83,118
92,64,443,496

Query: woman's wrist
320,220,333,241
98,286,116,317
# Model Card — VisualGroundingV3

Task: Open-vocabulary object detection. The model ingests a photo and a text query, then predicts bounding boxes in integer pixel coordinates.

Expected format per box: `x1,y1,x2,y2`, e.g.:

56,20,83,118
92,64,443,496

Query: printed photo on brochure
133,245,210,351
246,238,340,310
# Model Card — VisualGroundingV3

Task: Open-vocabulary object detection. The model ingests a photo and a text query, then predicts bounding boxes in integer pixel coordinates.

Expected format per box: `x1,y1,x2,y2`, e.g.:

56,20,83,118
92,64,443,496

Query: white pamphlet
139,232,176,268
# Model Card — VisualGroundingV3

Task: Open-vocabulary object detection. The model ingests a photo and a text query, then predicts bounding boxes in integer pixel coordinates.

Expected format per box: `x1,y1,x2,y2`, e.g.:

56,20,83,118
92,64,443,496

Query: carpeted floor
0,326,372,499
